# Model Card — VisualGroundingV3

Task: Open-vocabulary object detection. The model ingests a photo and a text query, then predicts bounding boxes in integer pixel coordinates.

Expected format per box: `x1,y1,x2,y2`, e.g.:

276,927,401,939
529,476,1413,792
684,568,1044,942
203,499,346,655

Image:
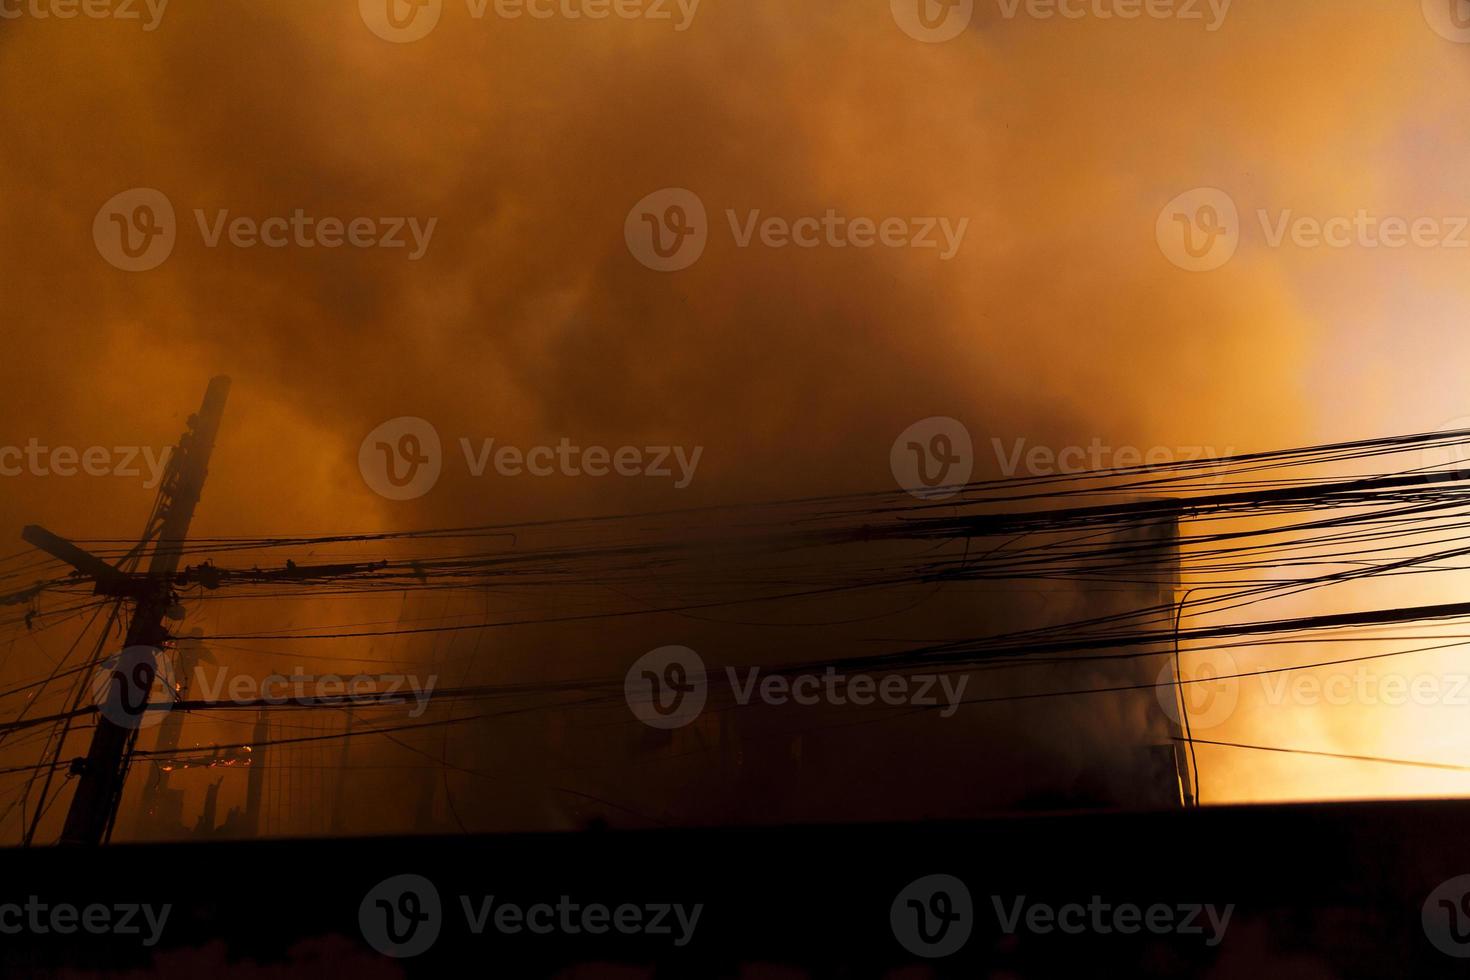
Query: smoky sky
3,1,1470,818
0,1,1362,534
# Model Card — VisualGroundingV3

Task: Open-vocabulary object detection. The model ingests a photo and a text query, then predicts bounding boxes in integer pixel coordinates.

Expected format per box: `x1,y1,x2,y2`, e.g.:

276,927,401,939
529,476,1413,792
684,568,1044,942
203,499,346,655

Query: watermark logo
891,417,974,500
1428,875,1470,952
1255,210,1470,251
462,894,702,945
362,0,700,40
626,654,970,729
96,190,437,270
626,188,708,272
359,874,701,955
627,189,968,270
728,667,969,717
361,874,443,958
994,0,1230,30
625,646,707,729
459,437,702,488
1161,187,1470,271
90,646,177,730
727,210,968,259
192,666,438,718
360,0,443,42
1424,0,1470,43
891,874,973,958
1158,656,1470,730
891,0,974,42
1157,187,1239,272
477,0,701,28
0,898,170,947
0,442,172,487
191,209,436,258
360,417,443,501
992,437,1235,478
0,0,168,30
361,420,704,500
94,188,176,273
1155,650,1239,732
1425,875,1470,957
993,895,1232,945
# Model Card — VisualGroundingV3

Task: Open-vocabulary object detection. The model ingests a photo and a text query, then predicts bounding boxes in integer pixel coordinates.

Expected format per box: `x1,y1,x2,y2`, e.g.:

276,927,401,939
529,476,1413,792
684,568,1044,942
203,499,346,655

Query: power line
1175,737,1470,774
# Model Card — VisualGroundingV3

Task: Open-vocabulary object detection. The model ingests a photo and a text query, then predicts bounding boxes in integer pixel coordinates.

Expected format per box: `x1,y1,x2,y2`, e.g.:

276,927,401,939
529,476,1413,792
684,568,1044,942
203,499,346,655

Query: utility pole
27,377,230,845
243,707,268,835
134,629,214,839
329,707,354,834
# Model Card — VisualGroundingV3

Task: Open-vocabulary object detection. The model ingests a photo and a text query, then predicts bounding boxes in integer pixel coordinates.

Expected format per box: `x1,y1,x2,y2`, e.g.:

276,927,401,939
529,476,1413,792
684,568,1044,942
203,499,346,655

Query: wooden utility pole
134,630,214,839
329,707,354,834
28,377,230,845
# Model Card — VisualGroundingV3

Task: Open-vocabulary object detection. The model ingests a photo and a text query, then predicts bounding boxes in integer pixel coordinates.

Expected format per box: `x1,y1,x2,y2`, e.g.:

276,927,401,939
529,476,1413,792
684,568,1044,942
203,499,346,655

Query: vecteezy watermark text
0,0,167,30
0,898,170,947
0,441,171,487
466,0,699,28
993,0,1230,29
190,667,439,718
94,188,437,272
624,646,970,730
358,874,702,958
890,0,1230,43
1157,650,1470,732
889,874,1232,958
889,419,1232,498
992,437,1235,477
726,666,969,718
991,895,1233,946
360,0,701,43
625,188,969,272
461,895,701,946
725,210,969,260
1158,186,1470,272
460,438,702,488
192,210,436,259
92,648,439,730
359,417,704,501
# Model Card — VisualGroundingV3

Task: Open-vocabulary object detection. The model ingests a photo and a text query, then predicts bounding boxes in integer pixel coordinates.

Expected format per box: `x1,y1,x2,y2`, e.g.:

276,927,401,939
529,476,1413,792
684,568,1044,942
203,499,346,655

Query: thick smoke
1,1,1468,830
